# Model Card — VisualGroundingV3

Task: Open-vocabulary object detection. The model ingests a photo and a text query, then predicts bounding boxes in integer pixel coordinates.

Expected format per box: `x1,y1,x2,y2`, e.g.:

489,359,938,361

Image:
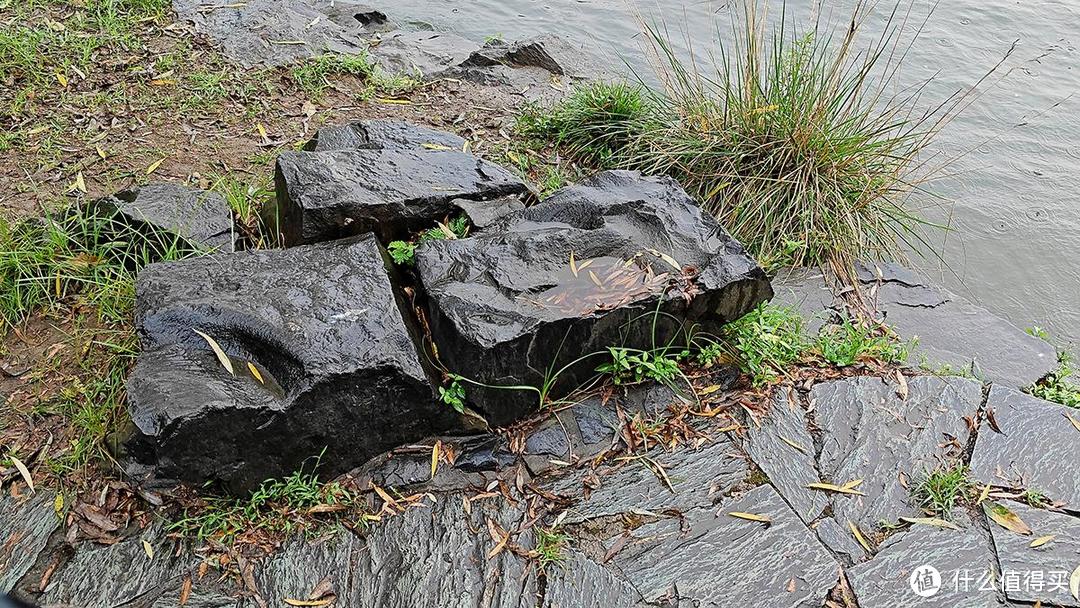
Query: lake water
384,0,1080,348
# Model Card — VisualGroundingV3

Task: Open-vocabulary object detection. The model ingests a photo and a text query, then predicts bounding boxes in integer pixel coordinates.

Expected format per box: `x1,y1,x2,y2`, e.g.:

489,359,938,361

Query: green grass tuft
518,3,957,269
1027,351,1080,408
291,52,375,99
914,464,971,516
534,526,572,570
817,319,909,367
720,303,808,385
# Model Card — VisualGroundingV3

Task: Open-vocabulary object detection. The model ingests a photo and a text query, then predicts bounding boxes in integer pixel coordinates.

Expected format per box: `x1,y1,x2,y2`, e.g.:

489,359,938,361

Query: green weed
720,303,808,386
817,319,909,367
595,346,687,386
534,527,571,570
387,241,416,266
914,464,971,517
1028,351,1080,408
439,377,467,414
291,52,374,99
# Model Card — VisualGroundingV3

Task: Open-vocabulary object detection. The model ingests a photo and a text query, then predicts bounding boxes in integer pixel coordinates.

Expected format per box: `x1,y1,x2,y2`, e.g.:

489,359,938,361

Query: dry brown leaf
10,456,33,492
486,519,508,559
179,576,192,606
193,329,234,375
899,517,960,531
895,370,909,400
1029,535,1055,548
807,482,865,496
728,512,771,524
371,484,400,512
849,521,872,553
984,502,1032,536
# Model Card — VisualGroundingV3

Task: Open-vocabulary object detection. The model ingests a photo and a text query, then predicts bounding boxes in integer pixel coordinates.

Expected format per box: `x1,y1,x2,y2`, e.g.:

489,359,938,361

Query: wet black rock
608,485,838,606
173,0,375,68
0,493,58,594
416,170,771,425
125,234,456,492
857,261,1056,387
94,182,235,253
847,513,1000,608
461,34,605,80
986,500,1080,607
742,388,829,524
371,31,481,79
970,385,1080,510
810,375,982,534
303,119,465,153
271,136,530,244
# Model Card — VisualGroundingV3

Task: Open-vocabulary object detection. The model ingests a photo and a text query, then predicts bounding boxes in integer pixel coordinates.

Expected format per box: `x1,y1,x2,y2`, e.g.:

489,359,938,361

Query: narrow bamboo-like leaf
728,511,771,523
96,146,107,160
421,143,453,151
1029,535,1055,548
1067,412,1080,433
569,251,578,276
849,521,872,552
976,483,991,504
588,270,602,286
256,123,268,139
283,600,333,607
11,456,33,492
246,362,264,384
841,479,864,491
899,517,960,530
984,502,1032,535
807,482,865,496
193,329,234,375
146,157,166,175
778,434,806,453
699,384,722,395
430,440,441,480
142,539,154,560
179,576,192,606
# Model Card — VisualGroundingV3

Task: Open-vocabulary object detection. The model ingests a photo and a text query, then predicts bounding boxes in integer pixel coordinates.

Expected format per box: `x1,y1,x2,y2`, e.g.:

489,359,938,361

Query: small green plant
534,526,571,570
387,240,416,266
720,303,807,386
1021,489,1049,508
484,33,505,44
596,347,686,386
816,319,909,367
170,452,361,543
439,377,467,413
914,464,971,517
1028,351,1080,408
695,341,725,367
291,52,374,99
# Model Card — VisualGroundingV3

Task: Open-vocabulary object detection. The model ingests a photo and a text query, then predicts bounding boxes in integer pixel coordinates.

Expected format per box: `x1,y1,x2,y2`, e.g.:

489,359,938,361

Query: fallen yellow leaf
283,599,333,607
849,521,872,553
899,517,960,531
10,456,33,492
778,435,806,454
1029,535,1055,548
146,157,166,175
1067,412,1080,433
984,502,1032,536
430,440,441,480
55,71,68,87
193,329,234,375
807,482,865,496
728,512,771,524
142,539,154,560
421,143,453,151
246,361,264,383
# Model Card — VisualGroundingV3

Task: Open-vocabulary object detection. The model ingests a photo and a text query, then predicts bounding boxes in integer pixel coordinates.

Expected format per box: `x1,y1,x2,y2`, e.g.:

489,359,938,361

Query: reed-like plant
519,1,985,269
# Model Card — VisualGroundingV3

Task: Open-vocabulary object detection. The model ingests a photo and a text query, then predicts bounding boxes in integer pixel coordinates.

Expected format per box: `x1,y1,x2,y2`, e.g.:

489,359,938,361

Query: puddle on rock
226,354,286,399
520,254,672,316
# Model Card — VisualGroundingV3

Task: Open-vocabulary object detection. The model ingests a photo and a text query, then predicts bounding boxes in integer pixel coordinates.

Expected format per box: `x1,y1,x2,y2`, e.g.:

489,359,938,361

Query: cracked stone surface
987,500,1080,607
857,261,1056,387
41,524,191,607
742,388,829,524
812,375,982,535
770,267,837,335
543,551,640,607
173,0,376,67
970,385,1080,511
607,484,839,607
272,142,529,244
544,432,749,524
95,182,236,253
303,119,466,153
847,512,1002,608
0,492,58,594
125,234,456,492
372,31,482,79
416,170,771,425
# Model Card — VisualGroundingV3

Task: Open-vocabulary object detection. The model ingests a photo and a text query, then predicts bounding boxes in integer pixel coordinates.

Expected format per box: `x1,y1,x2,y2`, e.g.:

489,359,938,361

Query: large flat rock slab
970,385,1080,511
272,137,529,244
858,262,1056,387
607,484,838,607
986,500,1080,607
544,432,749,524
95,182,235,253
416,170,771,425
543,551,640,608
125,234,454,492
304,119,466,153
173,0,376,67
847,513,1001,608
0,492,58,594
812,375,982,533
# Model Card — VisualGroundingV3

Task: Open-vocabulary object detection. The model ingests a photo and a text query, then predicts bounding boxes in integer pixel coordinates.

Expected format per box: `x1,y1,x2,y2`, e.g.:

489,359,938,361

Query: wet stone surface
607,484,839,607
857,261,1056,387
303,118,466,153
846,512,1002,608
94,182,236,253
125,234,455,492
986,500,1080,607
970,385,1080,511
272,132,530,244
416,170,771,426
0,492,59,594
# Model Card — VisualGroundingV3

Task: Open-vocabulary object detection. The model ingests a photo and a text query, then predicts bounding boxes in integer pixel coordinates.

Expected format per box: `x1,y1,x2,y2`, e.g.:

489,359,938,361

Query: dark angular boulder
270,132,530,244
415,170,772,426
370,31,481,79
94,182,235,253
124,234,457,492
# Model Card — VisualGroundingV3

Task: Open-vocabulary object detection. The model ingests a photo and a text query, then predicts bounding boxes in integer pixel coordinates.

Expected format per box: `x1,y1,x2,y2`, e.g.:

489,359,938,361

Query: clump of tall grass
519,2,974,269
0,205,204,328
